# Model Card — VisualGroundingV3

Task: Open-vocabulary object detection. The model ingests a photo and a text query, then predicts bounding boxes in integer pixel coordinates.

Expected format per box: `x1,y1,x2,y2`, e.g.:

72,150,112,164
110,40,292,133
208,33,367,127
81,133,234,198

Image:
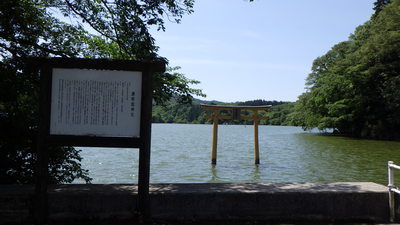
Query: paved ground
44,182,388,194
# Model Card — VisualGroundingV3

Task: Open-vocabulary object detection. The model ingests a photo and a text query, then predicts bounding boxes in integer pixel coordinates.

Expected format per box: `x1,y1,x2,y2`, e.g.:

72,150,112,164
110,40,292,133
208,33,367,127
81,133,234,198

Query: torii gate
201,104,271,165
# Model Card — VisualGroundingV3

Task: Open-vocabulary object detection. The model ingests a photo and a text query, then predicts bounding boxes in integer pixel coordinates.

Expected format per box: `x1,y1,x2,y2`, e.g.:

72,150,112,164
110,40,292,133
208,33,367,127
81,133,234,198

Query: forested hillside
152,99,295,125
290,0,400,139
288,0,400,139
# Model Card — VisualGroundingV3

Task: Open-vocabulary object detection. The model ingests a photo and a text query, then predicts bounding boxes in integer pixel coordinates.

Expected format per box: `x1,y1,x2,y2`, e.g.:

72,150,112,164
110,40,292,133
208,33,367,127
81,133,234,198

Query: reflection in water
292,133,400,184
252,166,261,181
75,124,400,185
209,165,218,183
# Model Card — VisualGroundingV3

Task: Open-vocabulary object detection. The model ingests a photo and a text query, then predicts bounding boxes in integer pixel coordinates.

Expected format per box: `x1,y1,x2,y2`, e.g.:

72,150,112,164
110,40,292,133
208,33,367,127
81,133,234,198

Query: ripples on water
74,124,400,185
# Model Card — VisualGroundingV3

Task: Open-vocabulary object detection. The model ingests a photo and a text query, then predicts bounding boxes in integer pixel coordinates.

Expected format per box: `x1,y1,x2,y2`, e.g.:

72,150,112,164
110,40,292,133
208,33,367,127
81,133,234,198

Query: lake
74,124,400,185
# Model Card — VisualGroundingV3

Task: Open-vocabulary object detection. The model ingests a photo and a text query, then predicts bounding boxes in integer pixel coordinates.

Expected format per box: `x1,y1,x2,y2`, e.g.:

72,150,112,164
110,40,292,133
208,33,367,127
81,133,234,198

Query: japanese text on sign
50,68,142,137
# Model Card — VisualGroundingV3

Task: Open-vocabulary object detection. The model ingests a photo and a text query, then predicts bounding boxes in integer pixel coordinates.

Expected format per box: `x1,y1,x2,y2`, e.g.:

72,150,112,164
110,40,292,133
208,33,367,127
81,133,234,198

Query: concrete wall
0,182,392,224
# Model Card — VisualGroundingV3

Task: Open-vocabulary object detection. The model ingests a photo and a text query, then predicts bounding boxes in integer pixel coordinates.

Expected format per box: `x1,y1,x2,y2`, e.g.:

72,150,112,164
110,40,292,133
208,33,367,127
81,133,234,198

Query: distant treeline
152,99,295,125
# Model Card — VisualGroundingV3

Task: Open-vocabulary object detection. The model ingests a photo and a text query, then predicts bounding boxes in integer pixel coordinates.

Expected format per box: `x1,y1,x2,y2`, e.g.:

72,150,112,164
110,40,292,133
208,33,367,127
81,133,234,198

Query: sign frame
34,57,165,224
39,57,164,147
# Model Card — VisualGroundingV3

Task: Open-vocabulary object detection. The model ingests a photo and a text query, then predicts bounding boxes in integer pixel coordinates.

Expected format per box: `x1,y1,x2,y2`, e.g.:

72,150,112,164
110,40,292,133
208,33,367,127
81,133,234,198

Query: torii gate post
253,110,260,164
211,109,219,164
201,105,270,165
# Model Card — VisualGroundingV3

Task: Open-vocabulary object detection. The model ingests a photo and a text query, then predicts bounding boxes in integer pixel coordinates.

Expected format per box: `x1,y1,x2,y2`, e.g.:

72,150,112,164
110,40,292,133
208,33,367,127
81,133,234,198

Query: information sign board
50,68,142,137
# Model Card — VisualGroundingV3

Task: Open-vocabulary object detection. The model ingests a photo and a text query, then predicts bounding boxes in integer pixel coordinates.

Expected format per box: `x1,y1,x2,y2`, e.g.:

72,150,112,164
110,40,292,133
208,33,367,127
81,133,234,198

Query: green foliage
266,102,295,126
153,67,206,105
153,103,207,124
290,0,400,139
236,99,285,107
373,0,391,16
48,0,202,105
0,0,200,183
1,0,201,103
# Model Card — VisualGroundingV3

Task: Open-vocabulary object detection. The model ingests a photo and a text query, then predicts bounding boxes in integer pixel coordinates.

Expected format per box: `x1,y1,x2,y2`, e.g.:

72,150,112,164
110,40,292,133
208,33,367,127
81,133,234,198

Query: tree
0,0,202,103
373,0,391,16
0,0,203,183
290,0,400,139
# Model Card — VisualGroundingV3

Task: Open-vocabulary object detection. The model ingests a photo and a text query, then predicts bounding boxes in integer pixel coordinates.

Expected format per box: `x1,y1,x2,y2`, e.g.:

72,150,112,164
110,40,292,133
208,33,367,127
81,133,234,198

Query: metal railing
388,161,400,222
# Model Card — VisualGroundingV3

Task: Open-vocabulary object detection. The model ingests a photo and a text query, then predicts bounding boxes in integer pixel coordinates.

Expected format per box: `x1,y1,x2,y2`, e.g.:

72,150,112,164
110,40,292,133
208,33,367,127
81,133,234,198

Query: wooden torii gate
201,104,271,165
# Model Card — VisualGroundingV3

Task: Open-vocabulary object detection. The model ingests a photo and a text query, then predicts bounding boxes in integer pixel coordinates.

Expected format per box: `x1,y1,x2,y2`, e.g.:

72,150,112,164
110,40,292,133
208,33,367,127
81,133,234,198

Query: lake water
74,124,400,185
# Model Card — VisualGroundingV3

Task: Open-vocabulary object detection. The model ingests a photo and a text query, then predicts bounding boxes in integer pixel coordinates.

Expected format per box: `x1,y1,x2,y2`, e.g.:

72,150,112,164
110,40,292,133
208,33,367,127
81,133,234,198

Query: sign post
34,58,165,224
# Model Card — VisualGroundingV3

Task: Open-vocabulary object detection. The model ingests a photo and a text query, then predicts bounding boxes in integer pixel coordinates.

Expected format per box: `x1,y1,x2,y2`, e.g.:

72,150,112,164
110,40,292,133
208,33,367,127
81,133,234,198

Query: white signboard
50,68,142,137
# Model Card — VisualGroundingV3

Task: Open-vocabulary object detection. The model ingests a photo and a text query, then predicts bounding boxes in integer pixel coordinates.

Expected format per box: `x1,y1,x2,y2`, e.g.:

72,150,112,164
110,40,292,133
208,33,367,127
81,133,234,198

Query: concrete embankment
0,182,393,224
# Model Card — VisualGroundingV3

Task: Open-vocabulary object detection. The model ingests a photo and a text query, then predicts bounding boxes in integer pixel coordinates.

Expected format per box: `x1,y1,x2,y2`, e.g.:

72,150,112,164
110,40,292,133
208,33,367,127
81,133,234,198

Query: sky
150,0,376,102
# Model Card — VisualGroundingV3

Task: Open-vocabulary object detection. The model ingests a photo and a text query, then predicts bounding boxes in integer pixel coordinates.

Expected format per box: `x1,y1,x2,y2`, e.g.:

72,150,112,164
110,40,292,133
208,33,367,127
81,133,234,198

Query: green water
75,124,400,185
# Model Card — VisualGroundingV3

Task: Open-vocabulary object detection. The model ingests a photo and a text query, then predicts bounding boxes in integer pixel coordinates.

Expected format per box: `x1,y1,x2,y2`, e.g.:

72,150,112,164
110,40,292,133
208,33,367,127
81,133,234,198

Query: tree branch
0,36,71,57
100,0,127,56
64,0,117,43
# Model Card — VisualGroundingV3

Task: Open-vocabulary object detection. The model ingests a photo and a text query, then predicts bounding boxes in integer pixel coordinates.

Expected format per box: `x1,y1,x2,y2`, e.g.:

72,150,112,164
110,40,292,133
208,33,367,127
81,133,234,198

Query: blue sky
150,0,376,102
